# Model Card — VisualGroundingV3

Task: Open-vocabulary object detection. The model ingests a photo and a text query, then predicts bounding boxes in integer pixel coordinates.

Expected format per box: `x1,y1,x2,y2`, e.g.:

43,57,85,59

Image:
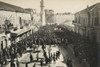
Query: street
0,0,99,67
5,45,67,67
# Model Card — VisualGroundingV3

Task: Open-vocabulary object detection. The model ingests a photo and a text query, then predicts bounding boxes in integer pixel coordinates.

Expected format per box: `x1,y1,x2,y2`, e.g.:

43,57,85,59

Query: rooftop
76,2,100,14
0,1,30,13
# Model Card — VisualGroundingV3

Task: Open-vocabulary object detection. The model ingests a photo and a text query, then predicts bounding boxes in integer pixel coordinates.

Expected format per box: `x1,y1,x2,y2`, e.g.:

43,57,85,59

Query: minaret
40,0,45,26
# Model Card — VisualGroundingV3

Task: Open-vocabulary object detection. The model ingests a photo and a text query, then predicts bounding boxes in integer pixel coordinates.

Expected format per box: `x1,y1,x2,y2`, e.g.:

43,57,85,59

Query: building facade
45,9,55,25
55,13,74,25
0,1,32,51
73,3,100,45
0,1,31,34
55,13,75,31
25,8,42,32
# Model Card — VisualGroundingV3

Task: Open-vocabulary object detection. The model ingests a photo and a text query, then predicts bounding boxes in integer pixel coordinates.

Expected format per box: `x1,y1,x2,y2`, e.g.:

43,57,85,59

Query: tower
40,0,45,26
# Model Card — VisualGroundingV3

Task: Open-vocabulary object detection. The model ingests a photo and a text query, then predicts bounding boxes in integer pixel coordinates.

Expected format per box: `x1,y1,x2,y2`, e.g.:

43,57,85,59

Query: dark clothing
10,62,15,67
25,63,28,67
69,62,73,67
30,54,33,62
40,60,43,67
67,59,72,67
53,56,56,62
16,60,19,67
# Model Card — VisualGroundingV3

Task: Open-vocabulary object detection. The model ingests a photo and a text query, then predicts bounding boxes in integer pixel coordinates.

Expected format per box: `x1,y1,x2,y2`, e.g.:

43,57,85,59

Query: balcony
73,23,81,26
72,21,81,26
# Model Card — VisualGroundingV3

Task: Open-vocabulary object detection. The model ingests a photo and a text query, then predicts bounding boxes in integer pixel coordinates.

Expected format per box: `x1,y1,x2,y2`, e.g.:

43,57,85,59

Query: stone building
45,9,55,25
0,1,31,51
55,13,75,31
25,8,41,28
73,3,100,45
0,1,31,34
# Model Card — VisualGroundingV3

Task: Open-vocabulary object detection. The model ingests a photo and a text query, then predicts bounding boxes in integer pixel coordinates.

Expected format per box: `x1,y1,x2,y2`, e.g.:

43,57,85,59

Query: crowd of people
66,57,73,67
33,25,98,67
0,24,98,67
25,44,61,67
55,25,98,67
8,32,61,67
43,50,60,65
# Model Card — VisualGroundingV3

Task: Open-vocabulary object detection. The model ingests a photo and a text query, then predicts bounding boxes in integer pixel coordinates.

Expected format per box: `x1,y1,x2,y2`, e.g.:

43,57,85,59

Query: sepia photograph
0,0,99,67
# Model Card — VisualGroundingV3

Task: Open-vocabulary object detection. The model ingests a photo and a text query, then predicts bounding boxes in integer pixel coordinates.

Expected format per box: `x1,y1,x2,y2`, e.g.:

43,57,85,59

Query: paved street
5,45,67,67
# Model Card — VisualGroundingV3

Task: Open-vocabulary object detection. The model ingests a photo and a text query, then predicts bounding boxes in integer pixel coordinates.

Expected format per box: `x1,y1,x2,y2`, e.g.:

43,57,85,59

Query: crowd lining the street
0,24,98,67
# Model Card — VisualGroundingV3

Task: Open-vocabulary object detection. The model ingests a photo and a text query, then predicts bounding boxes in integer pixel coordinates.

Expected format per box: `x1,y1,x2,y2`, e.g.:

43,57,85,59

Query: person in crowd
25,63,28,67
50,53,53,63
42,45,45,50
43,50,47,58
36,53,39,61
33,63,36,67
30,53,33,62
69,60,73,67
67,57,72,67
58,51,60,59
40,59,43,67
53,53,56,63
49,56,52,64
16,59,19,67
33,44,36,52
56,51,60,60
45,57,49,64
10,61,15,67
56,52,58,60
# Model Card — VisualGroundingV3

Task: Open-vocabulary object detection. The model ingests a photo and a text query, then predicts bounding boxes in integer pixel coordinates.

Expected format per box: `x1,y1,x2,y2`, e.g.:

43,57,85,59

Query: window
92,17,94,26
31,17,33,21
19,17,22,26
79,16,80,23
94,17,98,26
1,41,3,50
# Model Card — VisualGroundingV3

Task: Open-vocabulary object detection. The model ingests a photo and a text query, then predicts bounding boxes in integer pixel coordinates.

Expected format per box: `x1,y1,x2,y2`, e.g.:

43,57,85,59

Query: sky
0,0,100,13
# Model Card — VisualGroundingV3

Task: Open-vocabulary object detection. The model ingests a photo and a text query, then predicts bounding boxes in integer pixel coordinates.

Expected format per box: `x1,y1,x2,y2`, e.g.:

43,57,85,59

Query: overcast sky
0,0,100,13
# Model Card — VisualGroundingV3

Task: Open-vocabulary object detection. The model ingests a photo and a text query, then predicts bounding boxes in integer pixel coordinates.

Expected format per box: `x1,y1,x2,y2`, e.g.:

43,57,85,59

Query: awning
11,28,31,38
